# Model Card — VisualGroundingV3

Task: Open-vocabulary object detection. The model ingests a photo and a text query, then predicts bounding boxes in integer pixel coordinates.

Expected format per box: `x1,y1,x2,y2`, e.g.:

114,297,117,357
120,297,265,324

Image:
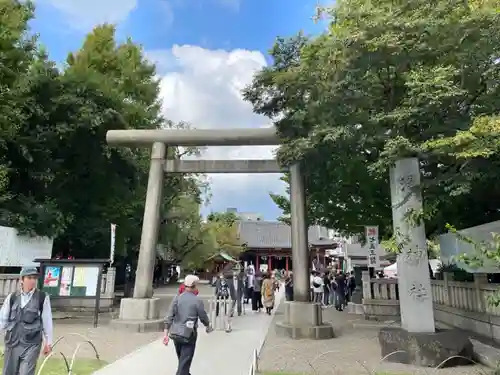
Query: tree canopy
244,0,500,237
0,0,214,263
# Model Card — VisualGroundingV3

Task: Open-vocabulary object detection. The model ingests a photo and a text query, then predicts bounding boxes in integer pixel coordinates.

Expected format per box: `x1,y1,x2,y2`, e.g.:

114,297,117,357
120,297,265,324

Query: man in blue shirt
0,267,54,375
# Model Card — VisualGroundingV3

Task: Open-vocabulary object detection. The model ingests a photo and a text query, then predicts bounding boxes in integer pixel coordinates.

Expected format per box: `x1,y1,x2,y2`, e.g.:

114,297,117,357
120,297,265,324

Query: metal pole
133,142,166,298
289,163,310,302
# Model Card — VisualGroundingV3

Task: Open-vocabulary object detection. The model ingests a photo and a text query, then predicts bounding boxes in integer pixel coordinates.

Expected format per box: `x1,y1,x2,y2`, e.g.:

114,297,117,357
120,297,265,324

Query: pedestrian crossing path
93,288,283,375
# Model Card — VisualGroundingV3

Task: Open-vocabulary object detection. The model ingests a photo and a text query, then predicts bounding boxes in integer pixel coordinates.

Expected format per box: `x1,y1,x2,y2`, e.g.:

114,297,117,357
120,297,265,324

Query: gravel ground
258,302,492,375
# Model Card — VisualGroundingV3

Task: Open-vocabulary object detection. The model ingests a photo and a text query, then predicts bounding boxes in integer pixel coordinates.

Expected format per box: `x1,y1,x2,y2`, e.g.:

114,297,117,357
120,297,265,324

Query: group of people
282,268,356,311
243,267,278,315
311,269,356,311
165,270,280,375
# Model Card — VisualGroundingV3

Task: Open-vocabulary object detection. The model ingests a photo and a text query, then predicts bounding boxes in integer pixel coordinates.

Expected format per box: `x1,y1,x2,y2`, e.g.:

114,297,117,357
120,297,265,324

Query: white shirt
312,276,323,293
309,274,314,289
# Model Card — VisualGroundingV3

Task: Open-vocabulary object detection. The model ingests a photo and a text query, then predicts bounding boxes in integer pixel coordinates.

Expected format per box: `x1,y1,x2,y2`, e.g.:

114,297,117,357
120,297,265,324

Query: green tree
205,211,243,258
0,0,67,236
244,0,500,237
0,15,205,261
206,211,239,227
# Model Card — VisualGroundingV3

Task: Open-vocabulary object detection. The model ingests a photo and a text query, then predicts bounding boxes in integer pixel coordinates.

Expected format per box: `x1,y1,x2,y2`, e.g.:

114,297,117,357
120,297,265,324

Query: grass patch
0,357,106,375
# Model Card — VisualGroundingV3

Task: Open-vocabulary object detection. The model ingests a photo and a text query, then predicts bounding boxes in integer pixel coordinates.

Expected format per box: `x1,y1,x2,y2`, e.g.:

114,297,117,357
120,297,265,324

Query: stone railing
362,271,500,341
0,268,116,311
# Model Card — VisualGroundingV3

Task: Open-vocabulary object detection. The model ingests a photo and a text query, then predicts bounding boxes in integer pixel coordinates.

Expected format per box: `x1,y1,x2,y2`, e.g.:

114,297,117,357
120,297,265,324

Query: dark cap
20,267,39,277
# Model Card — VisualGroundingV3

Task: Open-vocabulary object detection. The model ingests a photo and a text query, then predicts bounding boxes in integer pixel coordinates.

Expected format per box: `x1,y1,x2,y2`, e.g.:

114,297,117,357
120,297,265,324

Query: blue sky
31,0,325,220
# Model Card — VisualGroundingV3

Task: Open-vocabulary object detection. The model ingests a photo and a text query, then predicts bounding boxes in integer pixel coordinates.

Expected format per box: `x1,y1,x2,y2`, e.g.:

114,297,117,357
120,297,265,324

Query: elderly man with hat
0,267,54,375
164,274,212,375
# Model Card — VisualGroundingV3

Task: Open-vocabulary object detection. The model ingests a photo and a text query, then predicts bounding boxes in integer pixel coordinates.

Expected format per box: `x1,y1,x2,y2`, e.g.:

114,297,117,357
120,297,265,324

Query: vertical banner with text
365,226,380,268
110,223,116,265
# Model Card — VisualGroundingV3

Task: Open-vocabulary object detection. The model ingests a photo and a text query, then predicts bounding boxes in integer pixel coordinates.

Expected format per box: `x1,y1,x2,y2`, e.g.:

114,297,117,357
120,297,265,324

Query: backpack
218,281,230,299
10,290,46,314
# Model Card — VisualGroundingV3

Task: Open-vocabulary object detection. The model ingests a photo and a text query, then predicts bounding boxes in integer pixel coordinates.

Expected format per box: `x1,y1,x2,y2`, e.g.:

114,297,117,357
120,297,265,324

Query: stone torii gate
107,127,333,338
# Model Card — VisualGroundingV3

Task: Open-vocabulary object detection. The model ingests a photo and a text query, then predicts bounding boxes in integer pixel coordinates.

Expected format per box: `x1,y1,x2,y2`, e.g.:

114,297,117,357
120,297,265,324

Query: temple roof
237,221,337,249
205,251,239,263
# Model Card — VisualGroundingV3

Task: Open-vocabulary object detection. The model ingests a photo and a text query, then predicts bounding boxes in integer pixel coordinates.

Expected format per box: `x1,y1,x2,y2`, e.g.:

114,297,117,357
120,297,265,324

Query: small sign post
365,226,380,268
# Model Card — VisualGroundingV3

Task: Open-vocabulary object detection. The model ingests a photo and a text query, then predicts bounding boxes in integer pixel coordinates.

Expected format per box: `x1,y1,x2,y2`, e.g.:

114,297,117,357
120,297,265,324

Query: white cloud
42,0,138,31
154,45,286,217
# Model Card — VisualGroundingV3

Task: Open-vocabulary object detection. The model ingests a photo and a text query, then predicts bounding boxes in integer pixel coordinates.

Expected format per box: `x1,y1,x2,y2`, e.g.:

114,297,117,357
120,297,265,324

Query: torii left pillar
111,142,166,332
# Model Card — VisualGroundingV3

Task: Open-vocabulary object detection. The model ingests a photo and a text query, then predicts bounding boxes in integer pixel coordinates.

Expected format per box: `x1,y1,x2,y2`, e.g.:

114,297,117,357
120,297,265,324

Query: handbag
169,320,195,344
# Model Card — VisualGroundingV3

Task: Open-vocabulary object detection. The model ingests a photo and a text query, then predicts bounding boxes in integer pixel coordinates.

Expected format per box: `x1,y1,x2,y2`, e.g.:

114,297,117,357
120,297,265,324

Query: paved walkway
93,288,284,375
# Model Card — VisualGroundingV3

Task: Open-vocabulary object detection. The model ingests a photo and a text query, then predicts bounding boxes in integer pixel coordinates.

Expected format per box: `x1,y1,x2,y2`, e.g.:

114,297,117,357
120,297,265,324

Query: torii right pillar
379,157,473,367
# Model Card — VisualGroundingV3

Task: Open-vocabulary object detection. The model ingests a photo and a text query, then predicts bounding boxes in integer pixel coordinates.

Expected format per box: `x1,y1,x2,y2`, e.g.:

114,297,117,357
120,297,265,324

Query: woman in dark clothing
323,272,331,306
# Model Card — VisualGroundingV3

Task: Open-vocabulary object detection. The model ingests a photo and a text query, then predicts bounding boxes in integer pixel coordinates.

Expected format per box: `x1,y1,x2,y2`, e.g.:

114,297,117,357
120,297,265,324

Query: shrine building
237,220,337,272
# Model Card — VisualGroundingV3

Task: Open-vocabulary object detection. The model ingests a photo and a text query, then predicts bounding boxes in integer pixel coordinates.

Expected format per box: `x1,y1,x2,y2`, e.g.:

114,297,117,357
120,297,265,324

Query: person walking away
334,270,346,311
312,272,324,304
346,271,356,303
164,275,212,375
252,272,263,312
284,271,294,301
261,273,275,315
323,272,331,306
1,267,53,375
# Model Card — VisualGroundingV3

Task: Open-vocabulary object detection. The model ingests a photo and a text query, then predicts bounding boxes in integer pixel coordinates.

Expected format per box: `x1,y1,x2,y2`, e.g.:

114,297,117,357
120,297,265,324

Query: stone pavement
93,287,284,375
259,303,489,375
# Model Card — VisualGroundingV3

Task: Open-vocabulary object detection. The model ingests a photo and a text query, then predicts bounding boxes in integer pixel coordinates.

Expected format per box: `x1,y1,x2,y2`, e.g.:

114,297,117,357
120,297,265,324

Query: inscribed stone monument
389,157,435,333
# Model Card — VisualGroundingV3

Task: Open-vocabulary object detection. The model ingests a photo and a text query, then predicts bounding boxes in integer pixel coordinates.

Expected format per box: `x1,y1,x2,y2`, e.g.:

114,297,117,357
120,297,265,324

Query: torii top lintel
106,127,279,147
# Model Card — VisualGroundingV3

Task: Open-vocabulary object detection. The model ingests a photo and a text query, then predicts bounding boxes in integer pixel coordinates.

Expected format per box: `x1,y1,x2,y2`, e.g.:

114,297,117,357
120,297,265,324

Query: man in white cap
0,267,54,375
164,274,212,375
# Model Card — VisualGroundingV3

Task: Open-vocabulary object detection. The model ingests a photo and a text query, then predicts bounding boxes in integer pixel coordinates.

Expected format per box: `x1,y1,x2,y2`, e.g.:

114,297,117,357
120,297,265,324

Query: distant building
237,220,337,272
225,208,263,221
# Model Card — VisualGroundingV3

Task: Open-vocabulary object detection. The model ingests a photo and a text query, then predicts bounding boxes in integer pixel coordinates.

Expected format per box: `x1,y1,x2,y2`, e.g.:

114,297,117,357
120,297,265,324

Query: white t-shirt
312,276,323,293
309,274,314,289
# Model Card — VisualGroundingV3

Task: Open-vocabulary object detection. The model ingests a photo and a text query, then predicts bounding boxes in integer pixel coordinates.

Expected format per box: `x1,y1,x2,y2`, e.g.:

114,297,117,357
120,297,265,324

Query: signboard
365,226,380,268
0,225,53,267
42,265,100,297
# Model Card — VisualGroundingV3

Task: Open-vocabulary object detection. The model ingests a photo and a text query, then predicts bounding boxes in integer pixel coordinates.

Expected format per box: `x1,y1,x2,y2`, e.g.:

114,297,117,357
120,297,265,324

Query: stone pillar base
110,298,164,332
275,301,335,340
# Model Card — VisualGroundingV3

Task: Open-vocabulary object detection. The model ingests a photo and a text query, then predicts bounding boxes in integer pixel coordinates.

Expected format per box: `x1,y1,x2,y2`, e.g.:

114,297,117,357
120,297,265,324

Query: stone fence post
443,272,451,306
104,267,117,298
362,271,372,300
474,273,488,313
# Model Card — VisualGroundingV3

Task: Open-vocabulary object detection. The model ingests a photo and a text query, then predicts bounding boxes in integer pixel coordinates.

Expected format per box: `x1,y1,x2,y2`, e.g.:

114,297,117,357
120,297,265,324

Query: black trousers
252,290,263,311
173,338,197,375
